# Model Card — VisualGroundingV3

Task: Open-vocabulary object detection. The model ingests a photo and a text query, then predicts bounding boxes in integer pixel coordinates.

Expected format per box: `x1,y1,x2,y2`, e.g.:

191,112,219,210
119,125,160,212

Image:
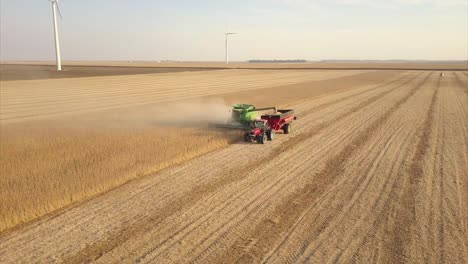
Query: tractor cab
243,119,274,144
253,119,269,130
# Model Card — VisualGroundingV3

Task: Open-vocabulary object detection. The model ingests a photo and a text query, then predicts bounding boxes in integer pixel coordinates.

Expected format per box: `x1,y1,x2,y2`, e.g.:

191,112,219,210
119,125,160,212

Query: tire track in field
61,73,418,264
0,73,397,263
141,75,404,260
451,74,468,220
308,118,416,263
137,79,401,263
275,74,434,263
174,73,422,262
113,71,410,261
454,72,468,94
265,73,463,263
176,75,419,262
218,73,432,263
288,73,436,263
452,72,468,145
452,73,468,124
263,86,422,263
418,74,468,264
460,71,468,80
297,72,418,118
177,74,422,264
384,75,440,263
345,75,441,263
63,73,414,253
191,115,389,264
437,99,448,263
437,76,468,263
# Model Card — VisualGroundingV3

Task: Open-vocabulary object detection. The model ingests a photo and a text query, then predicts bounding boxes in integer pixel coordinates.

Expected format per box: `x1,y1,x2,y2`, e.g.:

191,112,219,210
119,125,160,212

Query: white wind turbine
50,0,63,71
225,32,237,64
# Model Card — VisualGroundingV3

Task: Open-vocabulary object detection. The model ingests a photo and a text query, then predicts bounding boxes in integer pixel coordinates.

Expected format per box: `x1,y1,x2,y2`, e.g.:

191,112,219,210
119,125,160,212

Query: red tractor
243,109,297,144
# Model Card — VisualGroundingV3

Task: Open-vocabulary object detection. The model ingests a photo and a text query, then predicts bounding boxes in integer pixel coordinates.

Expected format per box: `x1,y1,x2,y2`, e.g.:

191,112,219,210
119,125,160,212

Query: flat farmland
0,67,467,263
1,68,364,123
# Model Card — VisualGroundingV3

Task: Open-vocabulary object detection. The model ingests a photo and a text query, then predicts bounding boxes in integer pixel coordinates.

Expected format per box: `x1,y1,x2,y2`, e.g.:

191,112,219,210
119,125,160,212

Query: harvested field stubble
0,69,466,264
1,69,370,232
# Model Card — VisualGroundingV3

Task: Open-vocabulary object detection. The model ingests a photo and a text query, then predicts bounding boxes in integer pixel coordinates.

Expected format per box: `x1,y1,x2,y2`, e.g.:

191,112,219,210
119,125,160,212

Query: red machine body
261,109,296,132
244,109,297,144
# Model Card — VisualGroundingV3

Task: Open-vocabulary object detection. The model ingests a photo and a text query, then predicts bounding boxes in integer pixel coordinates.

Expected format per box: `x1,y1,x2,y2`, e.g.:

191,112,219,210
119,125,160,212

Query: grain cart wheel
266,129,275,141
257,134,266,144
283,124,291,134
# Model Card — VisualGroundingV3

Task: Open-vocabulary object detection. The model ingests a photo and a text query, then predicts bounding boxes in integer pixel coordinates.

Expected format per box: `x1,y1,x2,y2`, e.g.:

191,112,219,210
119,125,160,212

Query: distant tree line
248,59,307,63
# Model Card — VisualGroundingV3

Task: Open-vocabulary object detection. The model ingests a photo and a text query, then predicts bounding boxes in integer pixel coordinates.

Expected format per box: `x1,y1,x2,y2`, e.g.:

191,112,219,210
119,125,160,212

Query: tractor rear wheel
266,129,275,141
283,124,291,134
257,134,266,144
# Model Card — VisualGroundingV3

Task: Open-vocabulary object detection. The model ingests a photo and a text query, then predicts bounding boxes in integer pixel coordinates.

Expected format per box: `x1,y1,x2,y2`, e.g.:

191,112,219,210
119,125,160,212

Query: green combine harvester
231,104,277,125
213,104,277,129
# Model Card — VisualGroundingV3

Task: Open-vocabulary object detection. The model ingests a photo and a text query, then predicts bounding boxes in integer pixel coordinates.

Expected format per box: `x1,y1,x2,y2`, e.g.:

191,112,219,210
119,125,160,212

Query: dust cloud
152,98,232,126
100,98,233,129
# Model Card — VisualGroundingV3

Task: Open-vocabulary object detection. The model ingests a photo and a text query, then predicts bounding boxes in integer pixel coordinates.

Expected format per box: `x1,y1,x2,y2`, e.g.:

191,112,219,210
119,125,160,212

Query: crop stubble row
0,71,466,263
0,70,362,122
71,72,467,263
194,72,433,263
0,71,410,261
0,69,371,232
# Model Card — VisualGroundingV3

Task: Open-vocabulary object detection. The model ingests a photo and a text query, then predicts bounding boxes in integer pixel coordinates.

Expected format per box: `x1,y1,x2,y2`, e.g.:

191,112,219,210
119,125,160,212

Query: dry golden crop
0,125,237,232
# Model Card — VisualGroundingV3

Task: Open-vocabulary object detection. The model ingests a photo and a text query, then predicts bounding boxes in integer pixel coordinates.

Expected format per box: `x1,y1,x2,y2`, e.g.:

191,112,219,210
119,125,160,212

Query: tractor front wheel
266,129,275,141
283,124,291,134
257,134,266,144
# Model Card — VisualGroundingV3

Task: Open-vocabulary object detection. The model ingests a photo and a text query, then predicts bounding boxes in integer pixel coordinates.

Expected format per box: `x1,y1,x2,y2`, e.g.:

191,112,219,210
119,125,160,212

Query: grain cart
243,109,296,144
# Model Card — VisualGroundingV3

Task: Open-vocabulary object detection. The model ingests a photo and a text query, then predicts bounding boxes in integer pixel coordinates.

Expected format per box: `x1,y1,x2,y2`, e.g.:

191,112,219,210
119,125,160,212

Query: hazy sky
1,0,467,61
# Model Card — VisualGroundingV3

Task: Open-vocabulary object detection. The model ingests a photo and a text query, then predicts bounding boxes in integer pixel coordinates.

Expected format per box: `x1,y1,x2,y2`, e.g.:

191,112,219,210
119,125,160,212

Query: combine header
213,104,297,144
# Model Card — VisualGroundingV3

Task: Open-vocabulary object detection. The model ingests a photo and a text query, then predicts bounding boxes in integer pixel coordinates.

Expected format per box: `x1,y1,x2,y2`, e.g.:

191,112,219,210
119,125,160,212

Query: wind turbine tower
50,0,63,71
225,33,237,64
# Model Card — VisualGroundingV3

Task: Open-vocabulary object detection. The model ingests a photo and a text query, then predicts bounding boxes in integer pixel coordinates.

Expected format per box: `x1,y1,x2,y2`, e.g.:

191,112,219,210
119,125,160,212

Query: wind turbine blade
56,2,63,20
